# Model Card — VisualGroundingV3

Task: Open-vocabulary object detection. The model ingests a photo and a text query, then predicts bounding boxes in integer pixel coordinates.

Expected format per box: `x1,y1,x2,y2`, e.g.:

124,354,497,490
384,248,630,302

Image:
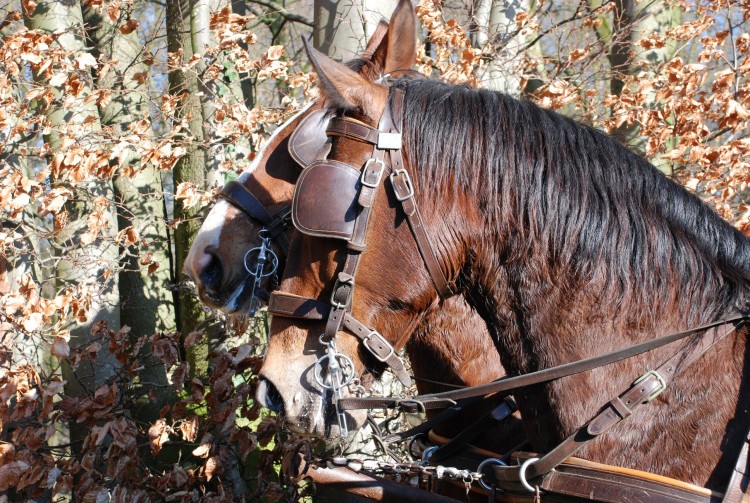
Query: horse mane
395,77,750,321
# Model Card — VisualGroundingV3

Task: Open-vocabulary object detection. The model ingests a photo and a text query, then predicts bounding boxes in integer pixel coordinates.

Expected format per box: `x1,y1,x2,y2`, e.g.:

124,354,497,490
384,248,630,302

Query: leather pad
288,109,330,168
292,160,360,241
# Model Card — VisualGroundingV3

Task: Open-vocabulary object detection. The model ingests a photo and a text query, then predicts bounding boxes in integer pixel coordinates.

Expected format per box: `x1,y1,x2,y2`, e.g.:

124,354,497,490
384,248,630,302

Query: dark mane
396,78,750,320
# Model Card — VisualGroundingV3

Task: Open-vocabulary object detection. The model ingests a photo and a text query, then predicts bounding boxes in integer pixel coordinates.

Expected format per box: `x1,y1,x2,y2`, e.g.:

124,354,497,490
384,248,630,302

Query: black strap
219,180,274,225
219,181,291,252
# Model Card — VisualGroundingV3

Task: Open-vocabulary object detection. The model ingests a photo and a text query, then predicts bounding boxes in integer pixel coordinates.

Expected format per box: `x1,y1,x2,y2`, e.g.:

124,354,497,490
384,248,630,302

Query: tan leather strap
327,117,380,145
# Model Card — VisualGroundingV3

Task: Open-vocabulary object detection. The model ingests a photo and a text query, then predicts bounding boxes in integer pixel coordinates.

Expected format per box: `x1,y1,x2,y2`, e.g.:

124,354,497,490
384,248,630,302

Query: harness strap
494,318,745,489
386,89,452,299
269,292,412,386
328,117,380,145
334,313,749,412
723,427,750,503
219,181,291,251
220,180,274,225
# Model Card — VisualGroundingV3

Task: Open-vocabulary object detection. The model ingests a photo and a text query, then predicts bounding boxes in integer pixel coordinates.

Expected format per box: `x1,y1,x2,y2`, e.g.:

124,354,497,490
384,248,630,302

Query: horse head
183,18,394,315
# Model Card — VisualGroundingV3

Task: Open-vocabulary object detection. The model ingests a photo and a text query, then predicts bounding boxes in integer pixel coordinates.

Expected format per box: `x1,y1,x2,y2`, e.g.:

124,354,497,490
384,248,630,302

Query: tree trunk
166,0,212,375
605,0,680,153
81,0,177,416
314,0,399,60
472,0,530,94
24,0,121,449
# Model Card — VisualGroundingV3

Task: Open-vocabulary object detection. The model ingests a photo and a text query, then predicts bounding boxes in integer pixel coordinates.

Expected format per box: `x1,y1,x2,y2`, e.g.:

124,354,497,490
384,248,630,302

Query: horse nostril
199,252,223,291
257,378,285,415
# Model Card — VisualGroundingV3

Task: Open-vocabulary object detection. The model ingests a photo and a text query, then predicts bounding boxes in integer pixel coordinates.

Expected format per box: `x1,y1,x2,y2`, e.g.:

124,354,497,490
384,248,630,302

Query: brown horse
184,7,508,440
257,0,750,492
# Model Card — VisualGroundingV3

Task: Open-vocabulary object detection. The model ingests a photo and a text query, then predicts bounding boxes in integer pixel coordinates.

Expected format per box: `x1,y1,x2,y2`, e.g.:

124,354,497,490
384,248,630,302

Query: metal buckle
330,273,354,309
390,169,414,201
363,330,395,362
633,370,667,402
361,158,385,188
377,132,402,150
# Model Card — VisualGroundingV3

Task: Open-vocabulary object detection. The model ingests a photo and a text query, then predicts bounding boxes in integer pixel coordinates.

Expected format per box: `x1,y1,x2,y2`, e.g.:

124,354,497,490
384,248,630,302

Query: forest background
1,0,749,500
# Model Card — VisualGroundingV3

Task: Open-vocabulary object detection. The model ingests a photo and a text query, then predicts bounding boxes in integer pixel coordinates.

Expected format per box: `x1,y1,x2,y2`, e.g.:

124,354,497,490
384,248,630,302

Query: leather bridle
214,106,331,314
267,88,454,435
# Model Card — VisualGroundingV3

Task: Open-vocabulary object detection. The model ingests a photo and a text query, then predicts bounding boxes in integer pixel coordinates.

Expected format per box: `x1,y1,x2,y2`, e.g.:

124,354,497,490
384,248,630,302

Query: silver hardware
633,370,667,402
363,330,395,362
361,158,385,188
242,232,279,316
374,73,391,84
390,169,414,201
477,458,507,491
518,457,540,493
421,446,438,463
377,132,403,150
313,339,356,437
329,274,354,309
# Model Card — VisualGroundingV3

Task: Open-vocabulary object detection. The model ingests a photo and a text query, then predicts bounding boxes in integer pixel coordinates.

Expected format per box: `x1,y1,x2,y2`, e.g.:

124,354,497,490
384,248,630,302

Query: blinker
292,160,361,241
288,108,331,168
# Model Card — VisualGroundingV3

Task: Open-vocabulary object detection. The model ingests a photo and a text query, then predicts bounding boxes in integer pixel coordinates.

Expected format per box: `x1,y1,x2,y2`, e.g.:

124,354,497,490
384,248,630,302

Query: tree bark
605,0,680,153
166,0,212,376
314,0,399,60
472,0,530,94
24,0,122,452
81,0,177,416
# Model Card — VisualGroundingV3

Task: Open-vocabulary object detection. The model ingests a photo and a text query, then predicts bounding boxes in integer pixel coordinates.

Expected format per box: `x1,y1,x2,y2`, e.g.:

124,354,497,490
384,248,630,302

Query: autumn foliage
1,0,749,500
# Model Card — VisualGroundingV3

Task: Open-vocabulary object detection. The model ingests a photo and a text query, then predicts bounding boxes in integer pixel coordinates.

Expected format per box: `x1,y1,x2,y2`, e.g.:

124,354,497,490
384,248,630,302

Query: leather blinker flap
292,160,361,241
288,109,330,168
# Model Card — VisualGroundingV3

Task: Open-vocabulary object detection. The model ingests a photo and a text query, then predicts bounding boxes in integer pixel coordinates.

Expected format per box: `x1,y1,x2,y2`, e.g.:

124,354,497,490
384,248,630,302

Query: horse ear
362,19,389,61
303,38,388,120
370,0,417,75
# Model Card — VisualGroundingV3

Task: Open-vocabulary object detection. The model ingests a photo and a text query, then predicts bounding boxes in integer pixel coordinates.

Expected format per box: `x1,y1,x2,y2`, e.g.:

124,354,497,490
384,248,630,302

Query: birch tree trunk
472,0,530,94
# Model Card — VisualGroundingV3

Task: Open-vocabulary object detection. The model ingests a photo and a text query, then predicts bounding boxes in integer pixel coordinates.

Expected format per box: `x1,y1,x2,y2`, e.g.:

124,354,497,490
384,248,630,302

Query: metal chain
320,454,483,485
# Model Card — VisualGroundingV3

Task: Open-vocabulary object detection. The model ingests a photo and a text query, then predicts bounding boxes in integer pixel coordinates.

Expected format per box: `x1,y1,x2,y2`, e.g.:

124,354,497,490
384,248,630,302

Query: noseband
268,87,454,436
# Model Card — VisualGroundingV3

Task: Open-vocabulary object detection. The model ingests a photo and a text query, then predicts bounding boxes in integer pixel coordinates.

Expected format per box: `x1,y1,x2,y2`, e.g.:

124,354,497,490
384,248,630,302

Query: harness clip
390,169,415,201
633,370,667,402
361,158,386,188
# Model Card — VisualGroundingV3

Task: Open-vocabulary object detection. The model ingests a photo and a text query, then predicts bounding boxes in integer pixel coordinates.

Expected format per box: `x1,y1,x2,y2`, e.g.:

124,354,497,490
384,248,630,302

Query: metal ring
477,458,507,491
518,457,540,493
243,246,279,276
312,352,355,389
421,446,438,463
